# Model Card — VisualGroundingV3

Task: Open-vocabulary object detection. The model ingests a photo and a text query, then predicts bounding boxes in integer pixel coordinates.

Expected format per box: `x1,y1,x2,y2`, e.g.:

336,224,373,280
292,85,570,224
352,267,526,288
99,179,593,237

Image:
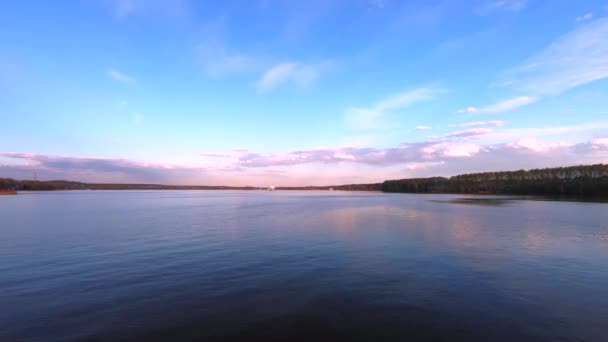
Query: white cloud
509,137,569,152
576,12,593,22
415,125,433,131
107,68,136,84
457,120,505,127
481,96,537,113
443,144,481,157
502,17,608,95
256,61,333,92
345,86,442,130
456,107,479,113
457,96,536,115
405,161,445,170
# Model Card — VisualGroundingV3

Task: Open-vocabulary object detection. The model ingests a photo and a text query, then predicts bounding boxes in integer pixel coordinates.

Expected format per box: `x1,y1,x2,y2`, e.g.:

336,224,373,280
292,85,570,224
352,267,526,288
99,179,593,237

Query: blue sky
1,0,608,185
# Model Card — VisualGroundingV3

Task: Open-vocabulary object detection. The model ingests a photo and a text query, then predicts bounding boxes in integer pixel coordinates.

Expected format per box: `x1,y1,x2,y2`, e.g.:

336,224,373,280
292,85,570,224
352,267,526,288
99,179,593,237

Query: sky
1,0,608,186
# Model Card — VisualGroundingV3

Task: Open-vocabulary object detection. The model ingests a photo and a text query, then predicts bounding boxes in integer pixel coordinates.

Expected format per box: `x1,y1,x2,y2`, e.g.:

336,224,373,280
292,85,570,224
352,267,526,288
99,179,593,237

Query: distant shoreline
1,164,607,199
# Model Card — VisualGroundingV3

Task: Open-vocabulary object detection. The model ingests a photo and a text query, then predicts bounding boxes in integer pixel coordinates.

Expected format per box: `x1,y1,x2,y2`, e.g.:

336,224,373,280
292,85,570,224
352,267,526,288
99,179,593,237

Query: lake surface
1,191,607,341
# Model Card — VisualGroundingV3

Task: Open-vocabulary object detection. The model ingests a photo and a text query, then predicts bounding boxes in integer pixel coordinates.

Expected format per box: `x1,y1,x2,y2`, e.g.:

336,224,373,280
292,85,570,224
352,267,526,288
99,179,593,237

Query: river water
1,191,607,341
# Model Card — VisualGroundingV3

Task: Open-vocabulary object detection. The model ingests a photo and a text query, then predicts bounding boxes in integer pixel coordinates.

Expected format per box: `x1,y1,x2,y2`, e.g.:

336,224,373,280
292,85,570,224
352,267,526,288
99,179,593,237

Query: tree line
2,164,608,198
382,164,608,198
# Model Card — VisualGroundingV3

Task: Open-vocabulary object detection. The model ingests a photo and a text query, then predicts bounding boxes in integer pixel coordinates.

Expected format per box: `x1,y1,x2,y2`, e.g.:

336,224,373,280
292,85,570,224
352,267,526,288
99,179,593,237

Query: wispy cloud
196,39,257,76
456,107,479,113
345,86,442,130
501,17,608,95
481,96,537,113
477,0,527,15
256,61,334,92
456,120,505,127
444,128,492,138
481,121,608,142
576,12,593,22
457,96,536,115
107,68,136,84
415,125,433,131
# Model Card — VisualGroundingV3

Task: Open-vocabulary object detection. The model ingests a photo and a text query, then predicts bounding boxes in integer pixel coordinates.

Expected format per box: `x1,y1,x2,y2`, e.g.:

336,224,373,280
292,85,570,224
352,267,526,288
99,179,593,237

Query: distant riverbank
0,189,17,195
1,164,607,200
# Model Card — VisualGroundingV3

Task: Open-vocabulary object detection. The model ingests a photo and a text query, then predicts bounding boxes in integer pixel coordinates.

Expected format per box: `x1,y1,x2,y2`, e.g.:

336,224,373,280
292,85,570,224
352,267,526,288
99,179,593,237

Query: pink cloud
444,128,492,138
443,144,481,157
508,137,569,152
592,138,608,147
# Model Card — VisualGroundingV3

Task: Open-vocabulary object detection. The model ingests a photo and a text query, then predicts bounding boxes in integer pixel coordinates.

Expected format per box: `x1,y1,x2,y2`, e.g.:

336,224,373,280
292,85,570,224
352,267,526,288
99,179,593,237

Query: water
1,191,607,341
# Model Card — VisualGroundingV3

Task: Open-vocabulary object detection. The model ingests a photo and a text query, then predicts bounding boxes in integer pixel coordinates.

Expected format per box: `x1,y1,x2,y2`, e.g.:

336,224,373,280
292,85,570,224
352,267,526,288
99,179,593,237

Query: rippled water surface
1,191,607,341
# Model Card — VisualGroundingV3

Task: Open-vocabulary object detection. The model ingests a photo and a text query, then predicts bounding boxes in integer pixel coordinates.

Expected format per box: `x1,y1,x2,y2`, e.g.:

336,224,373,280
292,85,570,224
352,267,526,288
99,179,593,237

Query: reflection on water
0,191,607,341
429,197,515,206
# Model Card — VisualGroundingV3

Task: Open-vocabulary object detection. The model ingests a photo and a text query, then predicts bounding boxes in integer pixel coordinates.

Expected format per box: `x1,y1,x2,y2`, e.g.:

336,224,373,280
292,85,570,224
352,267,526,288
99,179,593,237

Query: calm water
1,191,607,341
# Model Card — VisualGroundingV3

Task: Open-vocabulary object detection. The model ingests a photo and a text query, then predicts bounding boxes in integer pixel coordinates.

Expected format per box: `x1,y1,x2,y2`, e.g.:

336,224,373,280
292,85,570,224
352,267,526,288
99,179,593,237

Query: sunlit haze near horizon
1,0,608,186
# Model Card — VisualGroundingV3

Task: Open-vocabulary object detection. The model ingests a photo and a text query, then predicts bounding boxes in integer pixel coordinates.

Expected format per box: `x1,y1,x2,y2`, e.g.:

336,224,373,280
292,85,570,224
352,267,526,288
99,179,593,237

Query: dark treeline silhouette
2,164,608,198
382,164,608,198
0,179,259,191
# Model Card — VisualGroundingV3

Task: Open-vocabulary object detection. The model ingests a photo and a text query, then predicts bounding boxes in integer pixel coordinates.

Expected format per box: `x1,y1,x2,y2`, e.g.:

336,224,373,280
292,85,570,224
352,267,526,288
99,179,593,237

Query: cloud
480,96,537,113
592,137,608,147
457,96,536,115
415,125,432,131
444,128,492,138
477,0,527,15
345,86,442,130
576,13,593,22
3,135,607,186
405,161,445,170
456,107,479,113
508,137,569,152
442,144,481,157
196,39,257,76
483,121,608,142
333,152,356,160
501,17,608,95
256,61,334,92
107,68,136,84
457,120,505,127
0,152,213,184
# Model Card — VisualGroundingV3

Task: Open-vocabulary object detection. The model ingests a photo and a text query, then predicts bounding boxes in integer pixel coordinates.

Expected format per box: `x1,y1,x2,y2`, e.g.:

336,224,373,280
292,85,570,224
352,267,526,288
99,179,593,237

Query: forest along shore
1,164,607,199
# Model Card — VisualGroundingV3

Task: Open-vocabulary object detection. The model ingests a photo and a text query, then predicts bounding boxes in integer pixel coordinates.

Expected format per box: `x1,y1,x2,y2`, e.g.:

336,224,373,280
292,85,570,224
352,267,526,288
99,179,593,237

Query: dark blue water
1,191,607,341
